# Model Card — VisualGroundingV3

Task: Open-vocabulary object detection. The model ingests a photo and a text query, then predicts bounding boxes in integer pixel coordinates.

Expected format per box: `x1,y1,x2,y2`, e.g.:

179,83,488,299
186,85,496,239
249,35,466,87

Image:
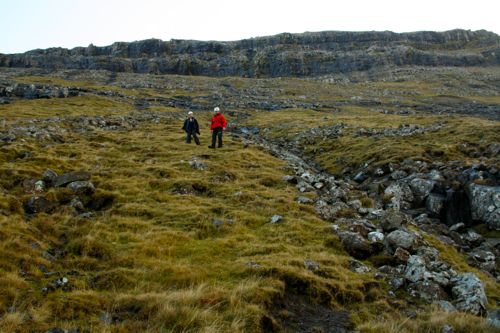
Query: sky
1,0,499,54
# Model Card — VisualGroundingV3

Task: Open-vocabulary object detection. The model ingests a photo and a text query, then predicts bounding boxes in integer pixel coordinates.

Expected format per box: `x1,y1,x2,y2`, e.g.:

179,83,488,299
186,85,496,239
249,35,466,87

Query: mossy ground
0,69,499,332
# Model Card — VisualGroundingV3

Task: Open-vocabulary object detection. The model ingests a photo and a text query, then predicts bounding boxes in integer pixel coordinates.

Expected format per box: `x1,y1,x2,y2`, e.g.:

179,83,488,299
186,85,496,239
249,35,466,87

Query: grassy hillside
0,67,499,332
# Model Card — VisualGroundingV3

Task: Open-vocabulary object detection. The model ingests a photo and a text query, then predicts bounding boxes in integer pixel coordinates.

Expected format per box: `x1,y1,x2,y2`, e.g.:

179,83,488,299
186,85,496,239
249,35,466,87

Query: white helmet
214,107,220,112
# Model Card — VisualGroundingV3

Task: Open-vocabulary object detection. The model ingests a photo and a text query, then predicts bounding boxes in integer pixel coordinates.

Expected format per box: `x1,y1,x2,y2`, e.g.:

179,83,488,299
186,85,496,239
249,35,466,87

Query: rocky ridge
1,29,499,77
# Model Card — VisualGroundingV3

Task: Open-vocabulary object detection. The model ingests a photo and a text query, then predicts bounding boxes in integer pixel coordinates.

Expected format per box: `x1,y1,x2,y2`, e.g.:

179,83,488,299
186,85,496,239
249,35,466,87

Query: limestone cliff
1,29,499,77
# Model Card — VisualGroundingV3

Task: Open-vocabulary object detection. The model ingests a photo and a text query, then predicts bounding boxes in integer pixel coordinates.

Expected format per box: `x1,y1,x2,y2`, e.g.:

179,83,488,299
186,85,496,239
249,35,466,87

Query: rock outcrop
1,29,499,77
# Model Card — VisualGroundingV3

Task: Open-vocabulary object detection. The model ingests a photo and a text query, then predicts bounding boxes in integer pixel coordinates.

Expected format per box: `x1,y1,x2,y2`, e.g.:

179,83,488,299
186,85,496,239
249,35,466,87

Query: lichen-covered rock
466,183,500,230
384,183,413,211
405,255,430,283
409,178,435,204
379,210,408,232
409,280,448,303
315,200,350,221
426,193,445,217
386,230,418,252
451,273,487,316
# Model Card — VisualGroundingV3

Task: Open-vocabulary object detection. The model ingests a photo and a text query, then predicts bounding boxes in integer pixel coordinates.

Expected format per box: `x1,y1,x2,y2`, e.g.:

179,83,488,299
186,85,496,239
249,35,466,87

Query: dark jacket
182,118,200,134
210,113,227,130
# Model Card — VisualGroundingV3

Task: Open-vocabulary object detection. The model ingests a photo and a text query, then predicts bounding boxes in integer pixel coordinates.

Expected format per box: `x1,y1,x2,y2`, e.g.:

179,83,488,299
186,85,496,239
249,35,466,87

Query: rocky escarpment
1,29,499,77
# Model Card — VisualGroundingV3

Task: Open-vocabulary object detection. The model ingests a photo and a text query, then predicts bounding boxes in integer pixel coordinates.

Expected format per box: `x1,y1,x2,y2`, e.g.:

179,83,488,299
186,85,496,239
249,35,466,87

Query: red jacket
210,113,227,130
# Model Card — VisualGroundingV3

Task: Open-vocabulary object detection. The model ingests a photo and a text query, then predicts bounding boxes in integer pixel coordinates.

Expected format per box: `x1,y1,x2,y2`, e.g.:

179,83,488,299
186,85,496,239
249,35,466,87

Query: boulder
379,210,407,232
282,175,297,184
348,258,371,273
451,273,487,316
417,246,440,262
405,255,430,283
434,300,457,313
34,180,45,193
390,277,405,290
449,222,465,232
463,230,484,248
22,178,38,193
409,280,448,302
315,201,350,221
53,171,91,187
386,230,418,252
297,196,313,204
188,157,207,170
337,231,372,259
394,247,411,263
349,221,371,237
69,197,85,212
270,215,283,223
426,193,445,218
367,231,385,243
409,178,435,205
42,169,58,184
384,183,413,211
67,181,95,195
353,171,368,183
466,183,500,230
487,309,500,329
24,196,55,214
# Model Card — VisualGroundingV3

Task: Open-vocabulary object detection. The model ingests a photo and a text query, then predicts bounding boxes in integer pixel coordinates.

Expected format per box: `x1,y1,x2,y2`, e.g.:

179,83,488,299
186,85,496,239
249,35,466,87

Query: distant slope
1,29,499,77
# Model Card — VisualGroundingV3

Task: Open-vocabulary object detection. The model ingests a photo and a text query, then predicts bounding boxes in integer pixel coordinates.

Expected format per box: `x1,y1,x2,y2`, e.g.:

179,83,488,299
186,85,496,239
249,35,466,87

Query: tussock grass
1,111,375,331
358,309,498,333
1,70,499,331
245,106,499,174
0,95,133,119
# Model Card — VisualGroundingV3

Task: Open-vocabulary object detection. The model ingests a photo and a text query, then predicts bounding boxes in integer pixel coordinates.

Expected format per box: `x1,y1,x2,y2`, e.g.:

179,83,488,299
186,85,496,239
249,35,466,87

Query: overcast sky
1,0,499,53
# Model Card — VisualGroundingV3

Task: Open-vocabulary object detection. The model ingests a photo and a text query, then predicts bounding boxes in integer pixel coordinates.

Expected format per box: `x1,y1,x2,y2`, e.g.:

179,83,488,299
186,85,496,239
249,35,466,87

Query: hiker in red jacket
209,106,227,148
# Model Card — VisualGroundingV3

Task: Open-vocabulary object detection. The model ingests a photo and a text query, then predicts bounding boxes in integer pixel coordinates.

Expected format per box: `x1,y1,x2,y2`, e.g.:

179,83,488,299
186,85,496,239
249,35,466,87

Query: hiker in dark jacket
208,106,227,148
182,111,200,145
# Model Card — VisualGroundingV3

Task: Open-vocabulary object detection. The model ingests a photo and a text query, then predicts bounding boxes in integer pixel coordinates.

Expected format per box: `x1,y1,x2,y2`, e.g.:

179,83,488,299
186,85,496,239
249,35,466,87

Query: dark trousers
211,127,223,147
186,132,200,145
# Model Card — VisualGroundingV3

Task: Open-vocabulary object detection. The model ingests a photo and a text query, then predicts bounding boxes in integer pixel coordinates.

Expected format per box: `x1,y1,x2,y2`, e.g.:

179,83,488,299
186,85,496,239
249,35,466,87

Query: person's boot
208,145,215,148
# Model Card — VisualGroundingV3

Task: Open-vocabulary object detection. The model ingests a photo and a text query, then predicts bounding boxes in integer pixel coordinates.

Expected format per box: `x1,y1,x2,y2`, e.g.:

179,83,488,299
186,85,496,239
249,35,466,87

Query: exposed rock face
466,183,500,230
1,30,499,77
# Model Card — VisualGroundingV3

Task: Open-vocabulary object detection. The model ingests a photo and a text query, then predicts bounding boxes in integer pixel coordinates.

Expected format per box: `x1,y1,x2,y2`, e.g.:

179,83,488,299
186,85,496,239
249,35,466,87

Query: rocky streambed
233,124,500,324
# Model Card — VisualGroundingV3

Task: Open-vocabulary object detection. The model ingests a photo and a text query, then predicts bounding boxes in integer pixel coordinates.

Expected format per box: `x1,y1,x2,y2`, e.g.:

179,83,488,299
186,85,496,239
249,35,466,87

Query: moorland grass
0,71,499,332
